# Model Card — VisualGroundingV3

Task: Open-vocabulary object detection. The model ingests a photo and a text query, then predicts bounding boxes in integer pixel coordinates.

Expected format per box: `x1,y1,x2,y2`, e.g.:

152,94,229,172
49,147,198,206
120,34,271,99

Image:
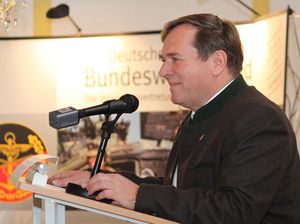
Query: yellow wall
33,0,52,36
253,0,270,16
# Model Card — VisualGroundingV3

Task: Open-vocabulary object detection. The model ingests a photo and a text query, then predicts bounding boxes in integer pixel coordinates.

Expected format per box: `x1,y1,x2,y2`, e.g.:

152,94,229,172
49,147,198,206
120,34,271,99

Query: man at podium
49,13,300,224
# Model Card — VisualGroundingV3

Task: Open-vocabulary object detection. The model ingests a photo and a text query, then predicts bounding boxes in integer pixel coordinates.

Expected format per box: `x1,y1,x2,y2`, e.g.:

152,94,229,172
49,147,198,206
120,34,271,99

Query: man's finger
87,179,114,195
51,179,70,187
95,189,115,201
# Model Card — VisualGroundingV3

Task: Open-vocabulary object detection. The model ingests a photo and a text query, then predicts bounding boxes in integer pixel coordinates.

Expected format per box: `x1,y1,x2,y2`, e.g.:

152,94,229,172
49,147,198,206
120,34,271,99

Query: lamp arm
235,0,261,16
67,15,82,33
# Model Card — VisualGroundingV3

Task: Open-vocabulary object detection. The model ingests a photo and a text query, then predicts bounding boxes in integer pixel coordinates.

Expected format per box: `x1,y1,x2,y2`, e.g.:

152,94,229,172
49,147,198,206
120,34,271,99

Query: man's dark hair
161,13,244,76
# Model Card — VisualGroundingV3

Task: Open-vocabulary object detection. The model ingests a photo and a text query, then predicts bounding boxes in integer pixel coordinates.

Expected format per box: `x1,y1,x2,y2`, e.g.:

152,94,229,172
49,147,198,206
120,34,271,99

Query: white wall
1,0,300,37
50,0,254,36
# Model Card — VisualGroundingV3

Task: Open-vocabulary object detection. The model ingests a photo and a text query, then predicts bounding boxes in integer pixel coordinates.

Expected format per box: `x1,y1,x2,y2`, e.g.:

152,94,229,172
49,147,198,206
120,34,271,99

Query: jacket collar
191,75,248,124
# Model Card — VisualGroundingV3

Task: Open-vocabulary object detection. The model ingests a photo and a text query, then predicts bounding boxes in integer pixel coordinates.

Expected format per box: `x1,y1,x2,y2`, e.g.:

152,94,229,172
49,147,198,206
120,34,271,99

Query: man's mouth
168,81,181,87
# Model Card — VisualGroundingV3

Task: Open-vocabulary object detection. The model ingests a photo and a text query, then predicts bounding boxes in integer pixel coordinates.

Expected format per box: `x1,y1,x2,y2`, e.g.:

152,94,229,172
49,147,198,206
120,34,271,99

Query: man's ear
211,50,227,76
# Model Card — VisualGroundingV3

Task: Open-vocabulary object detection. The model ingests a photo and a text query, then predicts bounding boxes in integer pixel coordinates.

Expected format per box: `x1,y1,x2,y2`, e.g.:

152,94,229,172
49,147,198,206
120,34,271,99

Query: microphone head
49,107,79,129
119,94,139,113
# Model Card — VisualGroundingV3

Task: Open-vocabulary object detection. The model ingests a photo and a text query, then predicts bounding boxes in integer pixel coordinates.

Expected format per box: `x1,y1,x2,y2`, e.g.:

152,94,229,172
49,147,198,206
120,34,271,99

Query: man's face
159,24,215,110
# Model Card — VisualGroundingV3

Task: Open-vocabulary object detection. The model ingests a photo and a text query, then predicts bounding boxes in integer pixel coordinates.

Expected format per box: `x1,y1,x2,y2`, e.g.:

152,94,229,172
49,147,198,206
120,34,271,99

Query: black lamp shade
46,4,70,19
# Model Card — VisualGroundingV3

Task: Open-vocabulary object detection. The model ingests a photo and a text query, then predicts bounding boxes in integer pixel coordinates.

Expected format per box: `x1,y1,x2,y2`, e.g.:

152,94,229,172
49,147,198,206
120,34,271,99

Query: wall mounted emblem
0,123,47,203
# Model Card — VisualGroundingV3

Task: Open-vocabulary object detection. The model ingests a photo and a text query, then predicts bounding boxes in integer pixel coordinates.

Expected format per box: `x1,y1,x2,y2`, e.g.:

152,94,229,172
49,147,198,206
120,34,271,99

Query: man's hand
48,170,90,188
82,173,139,210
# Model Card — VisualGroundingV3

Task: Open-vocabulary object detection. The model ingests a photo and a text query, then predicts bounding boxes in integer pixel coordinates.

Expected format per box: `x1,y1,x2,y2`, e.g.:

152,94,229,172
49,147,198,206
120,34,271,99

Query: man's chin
170,95,182,106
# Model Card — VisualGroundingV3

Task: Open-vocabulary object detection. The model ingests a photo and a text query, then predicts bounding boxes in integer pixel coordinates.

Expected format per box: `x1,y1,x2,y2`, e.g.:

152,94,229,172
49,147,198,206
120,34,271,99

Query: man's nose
159,62,171,78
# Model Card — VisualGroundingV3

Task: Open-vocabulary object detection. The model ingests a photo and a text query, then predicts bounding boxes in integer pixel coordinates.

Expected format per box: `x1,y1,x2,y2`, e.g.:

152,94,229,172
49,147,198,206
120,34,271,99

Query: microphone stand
91,113,122,176
66,113,122,203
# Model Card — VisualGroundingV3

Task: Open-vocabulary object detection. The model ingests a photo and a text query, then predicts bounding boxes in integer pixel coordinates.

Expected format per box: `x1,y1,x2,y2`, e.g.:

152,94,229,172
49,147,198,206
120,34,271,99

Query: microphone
49,94,139,129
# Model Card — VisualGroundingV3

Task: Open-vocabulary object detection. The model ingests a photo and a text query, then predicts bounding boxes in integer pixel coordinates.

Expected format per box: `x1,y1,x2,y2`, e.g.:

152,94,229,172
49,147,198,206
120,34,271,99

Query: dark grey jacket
123,75,300,224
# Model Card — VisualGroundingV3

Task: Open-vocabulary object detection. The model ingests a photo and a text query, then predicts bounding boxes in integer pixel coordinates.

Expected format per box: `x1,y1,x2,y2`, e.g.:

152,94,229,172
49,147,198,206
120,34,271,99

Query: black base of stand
66,183,113,204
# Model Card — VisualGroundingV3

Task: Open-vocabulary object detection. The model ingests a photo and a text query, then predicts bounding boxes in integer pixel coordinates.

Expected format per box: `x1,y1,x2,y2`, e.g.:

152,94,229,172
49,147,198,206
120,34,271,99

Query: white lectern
18,178,178,224
10,155,177,224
